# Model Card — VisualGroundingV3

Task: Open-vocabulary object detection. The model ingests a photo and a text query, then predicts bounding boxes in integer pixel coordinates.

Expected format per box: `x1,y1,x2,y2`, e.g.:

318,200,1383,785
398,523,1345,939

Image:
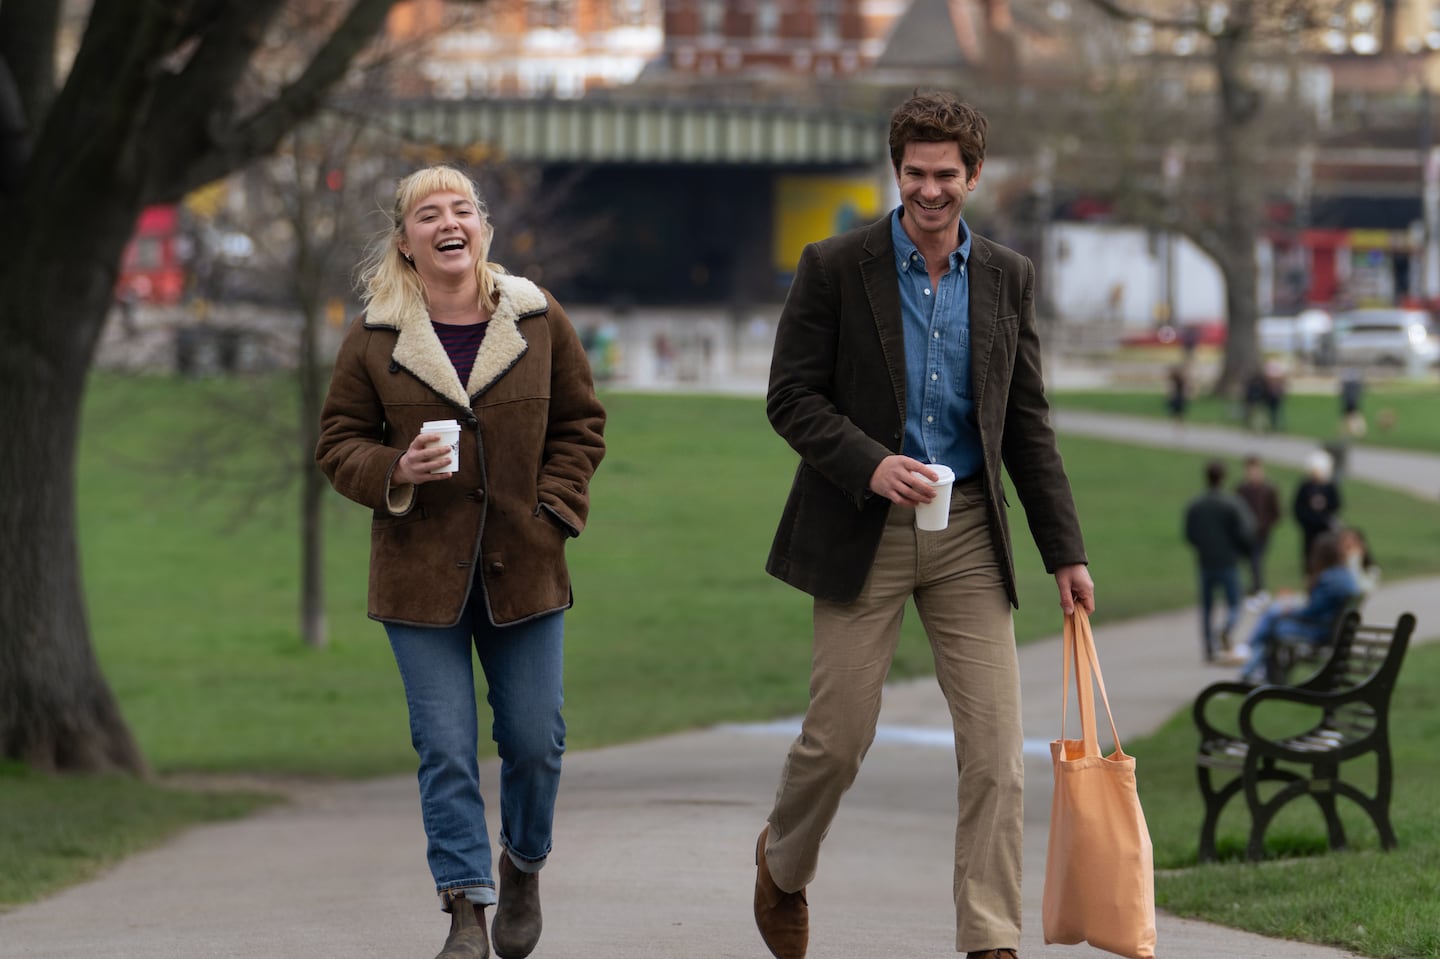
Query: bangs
395,166,483,222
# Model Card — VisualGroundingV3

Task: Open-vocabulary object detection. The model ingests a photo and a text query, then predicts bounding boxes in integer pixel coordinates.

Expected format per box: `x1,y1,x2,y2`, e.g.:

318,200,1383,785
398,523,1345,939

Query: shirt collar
891,207,972,273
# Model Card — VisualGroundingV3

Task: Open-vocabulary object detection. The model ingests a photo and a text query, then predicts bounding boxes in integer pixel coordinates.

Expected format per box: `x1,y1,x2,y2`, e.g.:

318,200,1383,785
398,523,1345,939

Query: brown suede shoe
436,896,489,959
965,950,1019,959
491,852,542,959
754,826,808,959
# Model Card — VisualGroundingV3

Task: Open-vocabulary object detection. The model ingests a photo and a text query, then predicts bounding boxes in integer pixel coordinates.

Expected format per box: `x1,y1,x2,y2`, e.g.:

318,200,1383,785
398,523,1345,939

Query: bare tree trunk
297,287,328,650
0,214,149,775
1211,21,1262,396
1,0,402,772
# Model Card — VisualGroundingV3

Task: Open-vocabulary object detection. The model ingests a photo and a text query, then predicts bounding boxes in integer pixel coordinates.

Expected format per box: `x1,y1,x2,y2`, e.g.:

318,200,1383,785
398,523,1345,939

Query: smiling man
753,91,1094,959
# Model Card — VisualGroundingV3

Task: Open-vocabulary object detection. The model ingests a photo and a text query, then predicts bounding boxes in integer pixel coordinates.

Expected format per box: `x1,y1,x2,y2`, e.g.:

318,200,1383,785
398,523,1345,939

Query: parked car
1119,321,1227,348
1329,308,1440,371
1258,308,1332,360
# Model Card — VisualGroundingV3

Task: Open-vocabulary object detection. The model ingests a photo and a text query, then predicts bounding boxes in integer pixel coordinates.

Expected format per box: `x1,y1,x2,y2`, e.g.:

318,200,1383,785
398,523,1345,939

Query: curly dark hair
887,90,988,179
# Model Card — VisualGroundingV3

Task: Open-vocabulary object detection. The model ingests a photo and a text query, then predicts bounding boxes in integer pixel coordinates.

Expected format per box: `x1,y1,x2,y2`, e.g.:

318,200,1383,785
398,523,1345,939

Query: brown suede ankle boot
753,826,808,959
491,852,542,959
435,895,490,959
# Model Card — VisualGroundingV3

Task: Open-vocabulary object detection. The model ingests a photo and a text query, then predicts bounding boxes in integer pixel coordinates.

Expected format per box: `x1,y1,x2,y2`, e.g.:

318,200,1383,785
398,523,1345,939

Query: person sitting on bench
1239,531,1363,685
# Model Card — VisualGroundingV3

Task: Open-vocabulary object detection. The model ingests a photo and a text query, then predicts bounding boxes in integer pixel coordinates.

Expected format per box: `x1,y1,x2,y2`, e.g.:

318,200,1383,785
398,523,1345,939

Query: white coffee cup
421,419,461,474
911,464,956,531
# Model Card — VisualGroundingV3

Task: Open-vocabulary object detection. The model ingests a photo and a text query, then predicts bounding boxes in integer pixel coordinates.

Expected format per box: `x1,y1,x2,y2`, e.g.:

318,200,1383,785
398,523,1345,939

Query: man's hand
870,455,940,506
1054,563,1095,616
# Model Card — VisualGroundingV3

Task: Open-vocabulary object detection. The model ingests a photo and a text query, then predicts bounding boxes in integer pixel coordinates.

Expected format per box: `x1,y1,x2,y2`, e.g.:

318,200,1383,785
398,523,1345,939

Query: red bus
118,204,186,305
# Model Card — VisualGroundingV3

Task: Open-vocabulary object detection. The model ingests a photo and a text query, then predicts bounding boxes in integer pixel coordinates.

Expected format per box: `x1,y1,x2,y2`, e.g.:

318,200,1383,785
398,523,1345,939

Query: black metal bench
1192,610,1416,861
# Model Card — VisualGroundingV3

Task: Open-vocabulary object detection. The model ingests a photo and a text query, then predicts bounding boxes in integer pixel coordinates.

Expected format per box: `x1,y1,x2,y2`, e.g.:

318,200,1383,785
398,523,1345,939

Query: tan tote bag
1041,608,1157,959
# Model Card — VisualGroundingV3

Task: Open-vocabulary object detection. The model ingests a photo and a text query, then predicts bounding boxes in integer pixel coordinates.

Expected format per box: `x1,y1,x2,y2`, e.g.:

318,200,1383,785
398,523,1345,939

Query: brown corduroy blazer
765,214,1086,607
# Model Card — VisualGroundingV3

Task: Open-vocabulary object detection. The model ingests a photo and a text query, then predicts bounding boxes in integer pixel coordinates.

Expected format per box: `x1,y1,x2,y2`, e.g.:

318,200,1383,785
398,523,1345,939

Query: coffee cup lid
422,419,461,431
913,464,955,485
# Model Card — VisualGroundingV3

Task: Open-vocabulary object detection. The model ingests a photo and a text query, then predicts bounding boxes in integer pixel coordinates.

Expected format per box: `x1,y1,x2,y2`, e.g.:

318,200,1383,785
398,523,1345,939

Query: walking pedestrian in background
1165,362,1189,429
1293,449,1341,578
1184,459,1255,662
1234,454,1280,607
1262,358,1287,431
1339,368,1366,438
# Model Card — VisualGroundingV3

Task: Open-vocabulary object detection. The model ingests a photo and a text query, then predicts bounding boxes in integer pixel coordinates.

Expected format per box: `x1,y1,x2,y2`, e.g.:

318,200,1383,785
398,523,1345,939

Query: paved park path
4,410,1437,959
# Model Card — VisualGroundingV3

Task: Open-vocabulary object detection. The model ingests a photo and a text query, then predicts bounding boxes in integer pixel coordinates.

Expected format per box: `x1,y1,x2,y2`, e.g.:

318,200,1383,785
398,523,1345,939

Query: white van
1331,308,1440,372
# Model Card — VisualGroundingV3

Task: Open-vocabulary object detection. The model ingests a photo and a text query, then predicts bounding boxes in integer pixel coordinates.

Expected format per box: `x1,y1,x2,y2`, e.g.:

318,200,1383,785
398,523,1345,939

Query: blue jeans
1197,565,1242,660
385,596,566,905
1241,605,1319,683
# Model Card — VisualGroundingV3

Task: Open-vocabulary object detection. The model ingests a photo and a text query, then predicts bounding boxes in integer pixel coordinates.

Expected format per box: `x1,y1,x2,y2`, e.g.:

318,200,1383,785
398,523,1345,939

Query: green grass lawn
1055,381,1440,454
5,373,1440,952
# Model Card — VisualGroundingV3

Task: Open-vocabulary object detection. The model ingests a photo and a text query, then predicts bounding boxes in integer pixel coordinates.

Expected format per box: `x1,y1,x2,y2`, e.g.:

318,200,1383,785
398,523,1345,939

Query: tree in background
0,0,441,775
1081,0,1378,394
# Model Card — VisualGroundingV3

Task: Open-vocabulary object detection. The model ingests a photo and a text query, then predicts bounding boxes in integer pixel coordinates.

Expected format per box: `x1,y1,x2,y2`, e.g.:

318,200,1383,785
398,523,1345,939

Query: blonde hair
357,165,504,316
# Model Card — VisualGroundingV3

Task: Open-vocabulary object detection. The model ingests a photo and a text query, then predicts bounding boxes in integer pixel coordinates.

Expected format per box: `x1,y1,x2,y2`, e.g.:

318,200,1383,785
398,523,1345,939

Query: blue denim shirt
891,208,983,480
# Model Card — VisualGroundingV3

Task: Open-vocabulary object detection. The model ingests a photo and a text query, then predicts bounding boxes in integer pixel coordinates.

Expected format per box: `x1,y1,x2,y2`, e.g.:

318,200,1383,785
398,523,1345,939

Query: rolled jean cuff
439,882,497,908
504,845,547,874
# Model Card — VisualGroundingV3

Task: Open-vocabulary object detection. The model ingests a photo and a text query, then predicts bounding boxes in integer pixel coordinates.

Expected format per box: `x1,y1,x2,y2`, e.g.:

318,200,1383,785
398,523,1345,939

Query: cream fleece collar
366,273,545,407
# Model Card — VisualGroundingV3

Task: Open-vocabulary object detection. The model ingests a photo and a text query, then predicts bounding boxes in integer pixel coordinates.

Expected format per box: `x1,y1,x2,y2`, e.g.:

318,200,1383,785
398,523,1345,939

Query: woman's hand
392,433,455,486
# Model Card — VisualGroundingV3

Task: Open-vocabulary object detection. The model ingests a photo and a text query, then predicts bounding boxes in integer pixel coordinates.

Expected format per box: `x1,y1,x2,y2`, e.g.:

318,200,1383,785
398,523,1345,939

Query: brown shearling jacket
317,272,605,627
765,214,1085,607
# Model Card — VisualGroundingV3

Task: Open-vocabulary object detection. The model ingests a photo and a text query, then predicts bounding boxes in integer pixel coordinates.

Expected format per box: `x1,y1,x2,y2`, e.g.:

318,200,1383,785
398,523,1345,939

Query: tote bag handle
1060,608,1126,758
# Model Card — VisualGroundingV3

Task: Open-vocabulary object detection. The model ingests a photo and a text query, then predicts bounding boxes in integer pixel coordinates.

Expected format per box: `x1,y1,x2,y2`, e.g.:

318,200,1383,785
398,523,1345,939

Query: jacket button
489,561,505,574
475,488,485,500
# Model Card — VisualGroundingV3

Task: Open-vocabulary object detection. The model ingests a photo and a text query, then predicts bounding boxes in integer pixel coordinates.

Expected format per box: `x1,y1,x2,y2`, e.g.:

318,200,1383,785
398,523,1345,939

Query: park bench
1192,610,1416,862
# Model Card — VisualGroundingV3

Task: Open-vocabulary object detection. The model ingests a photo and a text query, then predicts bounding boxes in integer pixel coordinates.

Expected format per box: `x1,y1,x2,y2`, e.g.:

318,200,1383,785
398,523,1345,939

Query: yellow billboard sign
773,174,883,272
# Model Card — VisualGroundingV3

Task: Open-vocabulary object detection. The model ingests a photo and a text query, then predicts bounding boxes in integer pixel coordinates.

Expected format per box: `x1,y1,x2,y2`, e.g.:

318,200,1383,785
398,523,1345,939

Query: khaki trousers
764,478,1024,952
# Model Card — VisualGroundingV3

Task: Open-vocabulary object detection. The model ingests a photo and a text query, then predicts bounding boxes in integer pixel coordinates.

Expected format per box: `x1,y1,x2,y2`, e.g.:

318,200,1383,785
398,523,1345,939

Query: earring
403,252,414,265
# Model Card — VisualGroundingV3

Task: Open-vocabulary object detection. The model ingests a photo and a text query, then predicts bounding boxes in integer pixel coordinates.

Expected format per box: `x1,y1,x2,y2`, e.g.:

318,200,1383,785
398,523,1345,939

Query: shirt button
923,289,931,296
931,372,938,381
933,331,940,339
927,415,934,423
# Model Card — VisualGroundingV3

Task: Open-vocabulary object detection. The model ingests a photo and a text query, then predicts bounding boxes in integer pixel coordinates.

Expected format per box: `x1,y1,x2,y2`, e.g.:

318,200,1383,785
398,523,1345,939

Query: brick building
385,0,664,98
660,0,895,79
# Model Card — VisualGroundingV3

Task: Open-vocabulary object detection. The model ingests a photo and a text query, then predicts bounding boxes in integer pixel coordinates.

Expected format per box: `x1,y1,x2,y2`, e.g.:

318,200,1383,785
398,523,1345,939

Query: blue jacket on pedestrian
1272,565,1363,645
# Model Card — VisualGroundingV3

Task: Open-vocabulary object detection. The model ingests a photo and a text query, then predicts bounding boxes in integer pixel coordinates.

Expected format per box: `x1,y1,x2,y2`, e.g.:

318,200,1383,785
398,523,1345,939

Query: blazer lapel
968,237,1002,407
859,217,907,419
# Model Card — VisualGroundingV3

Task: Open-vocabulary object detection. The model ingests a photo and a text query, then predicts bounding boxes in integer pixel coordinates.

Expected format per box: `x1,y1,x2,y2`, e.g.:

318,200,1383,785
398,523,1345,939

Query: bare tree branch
21,0,191,202
139,0,290,196
149,0,401,201
1083,0,1202,33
